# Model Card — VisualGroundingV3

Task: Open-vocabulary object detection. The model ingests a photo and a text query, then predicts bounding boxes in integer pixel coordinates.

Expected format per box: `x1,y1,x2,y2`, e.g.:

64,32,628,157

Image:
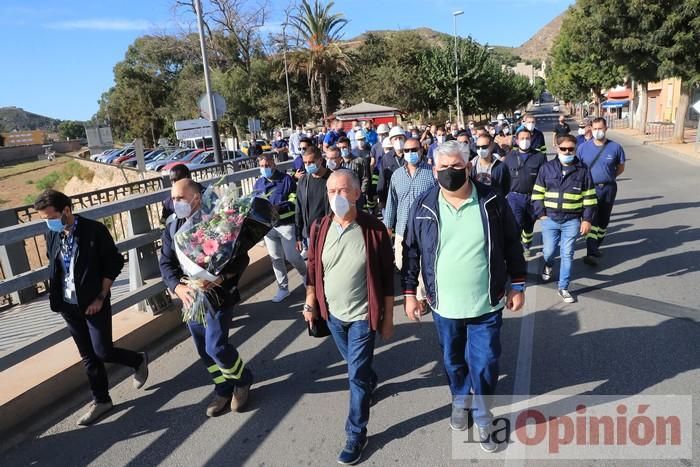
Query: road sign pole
195,0,223,164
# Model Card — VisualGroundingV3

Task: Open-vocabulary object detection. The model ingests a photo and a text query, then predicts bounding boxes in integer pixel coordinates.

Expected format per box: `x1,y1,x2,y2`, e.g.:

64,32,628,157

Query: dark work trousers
586,182,618,255
61,303,143,403
506,192,535,248
187,305,252,397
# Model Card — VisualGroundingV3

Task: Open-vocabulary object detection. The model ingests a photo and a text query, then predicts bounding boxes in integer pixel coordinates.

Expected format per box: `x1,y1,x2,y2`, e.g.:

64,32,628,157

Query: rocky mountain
0,107,62,132
511,13,565,62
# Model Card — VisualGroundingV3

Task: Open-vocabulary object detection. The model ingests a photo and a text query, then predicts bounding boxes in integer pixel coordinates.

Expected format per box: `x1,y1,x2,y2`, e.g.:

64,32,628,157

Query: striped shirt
384,161,437,237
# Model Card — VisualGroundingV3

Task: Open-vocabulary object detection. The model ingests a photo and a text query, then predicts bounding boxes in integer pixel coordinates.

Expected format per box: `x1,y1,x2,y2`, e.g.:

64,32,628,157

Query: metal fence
0,160,292,311
646,122,674,142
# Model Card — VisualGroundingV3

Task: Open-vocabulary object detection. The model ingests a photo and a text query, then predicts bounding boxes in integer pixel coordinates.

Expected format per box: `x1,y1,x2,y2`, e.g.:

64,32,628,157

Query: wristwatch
303,304,314,312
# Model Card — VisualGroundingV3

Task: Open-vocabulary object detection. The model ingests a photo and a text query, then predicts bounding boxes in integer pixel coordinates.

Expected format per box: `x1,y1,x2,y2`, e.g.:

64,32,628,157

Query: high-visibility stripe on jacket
531,157,597,223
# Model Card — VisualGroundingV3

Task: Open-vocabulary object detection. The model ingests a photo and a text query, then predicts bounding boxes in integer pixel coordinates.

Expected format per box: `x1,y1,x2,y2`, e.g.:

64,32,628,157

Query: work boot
583,255,598,266
77,401,114,426
133,352,149,389
206,393,231,417
230,382,251,412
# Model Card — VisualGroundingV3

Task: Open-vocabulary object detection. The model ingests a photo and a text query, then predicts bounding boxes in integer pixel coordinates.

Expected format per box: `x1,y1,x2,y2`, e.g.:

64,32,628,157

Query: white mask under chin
330,194,350,218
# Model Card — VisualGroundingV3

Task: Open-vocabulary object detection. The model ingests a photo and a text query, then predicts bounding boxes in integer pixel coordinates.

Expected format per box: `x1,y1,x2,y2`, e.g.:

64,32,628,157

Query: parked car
102,147,133,164
182,149,246,171
240,139,271,155
146,148,197,172
90,149,116,161
113,149,138,165
160,149,205,173
121,148,172,168
553,105,561,112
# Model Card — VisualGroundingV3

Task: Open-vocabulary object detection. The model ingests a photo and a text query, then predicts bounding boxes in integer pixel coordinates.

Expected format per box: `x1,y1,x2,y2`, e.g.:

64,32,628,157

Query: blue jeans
188,306,252,397
327,314,378,443
433,309,503,427
541,217,581,290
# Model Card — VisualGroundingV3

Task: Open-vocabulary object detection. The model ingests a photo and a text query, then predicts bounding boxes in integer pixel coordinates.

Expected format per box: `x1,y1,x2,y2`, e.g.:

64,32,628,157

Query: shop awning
602,99,629,109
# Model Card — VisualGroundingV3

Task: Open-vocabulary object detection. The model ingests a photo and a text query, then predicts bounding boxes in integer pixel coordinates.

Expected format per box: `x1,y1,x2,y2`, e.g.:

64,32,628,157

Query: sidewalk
612,127,700,160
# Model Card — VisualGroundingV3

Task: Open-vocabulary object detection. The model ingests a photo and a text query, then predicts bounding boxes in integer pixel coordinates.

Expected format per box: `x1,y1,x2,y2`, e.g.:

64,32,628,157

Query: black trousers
586,183,618,255
61,302,143,403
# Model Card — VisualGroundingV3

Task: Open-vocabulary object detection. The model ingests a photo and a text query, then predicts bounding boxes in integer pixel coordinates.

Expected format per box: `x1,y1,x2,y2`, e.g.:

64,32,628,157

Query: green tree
58,120,86,140
289,0,350,119
655,0,700,143
548,4,625,114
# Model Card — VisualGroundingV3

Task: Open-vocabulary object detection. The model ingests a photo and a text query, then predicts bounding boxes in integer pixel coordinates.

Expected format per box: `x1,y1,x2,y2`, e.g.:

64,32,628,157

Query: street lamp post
194,0,223,164
282,19,293,132
453,11,464,127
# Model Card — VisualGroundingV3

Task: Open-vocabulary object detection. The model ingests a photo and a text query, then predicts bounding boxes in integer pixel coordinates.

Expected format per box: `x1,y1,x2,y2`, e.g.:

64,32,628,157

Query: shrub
36,172,61,190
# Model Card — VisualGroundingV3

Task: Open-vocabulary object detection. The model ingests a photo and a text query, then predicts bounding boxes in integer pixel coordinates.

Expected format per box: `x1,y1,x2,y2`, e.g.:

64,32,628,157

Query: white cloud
46,18,152,31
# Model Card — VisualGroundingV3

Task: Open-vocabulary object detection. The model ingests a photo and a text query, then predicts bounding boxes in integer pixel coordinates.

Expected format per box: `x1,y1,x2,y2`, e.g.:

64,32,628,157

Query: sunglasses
476,145,490,150
559,147,575,153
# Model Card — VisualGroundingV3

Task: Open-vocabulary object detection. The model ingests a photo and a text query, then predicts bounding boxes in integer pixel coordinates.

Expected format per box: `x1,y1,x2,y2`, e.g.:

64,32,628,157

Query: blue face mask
558,154,576,165
305,163,318,175
46,217,65,232
260,167,273,178
340,148,351,158
405,151,420,165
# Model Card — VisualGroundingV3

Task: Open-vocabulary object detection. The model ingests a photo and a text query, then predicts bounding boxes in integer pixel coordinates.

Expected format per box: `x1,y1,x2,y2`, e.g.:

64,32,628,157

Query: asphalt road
2,105,698,466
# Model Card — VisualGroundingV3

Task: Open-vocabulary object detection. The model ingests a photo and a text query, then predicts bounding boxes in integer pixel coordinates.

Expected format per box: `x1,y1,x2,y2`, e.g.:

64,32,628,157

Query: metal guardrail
646,122,674,142
0,160,293,311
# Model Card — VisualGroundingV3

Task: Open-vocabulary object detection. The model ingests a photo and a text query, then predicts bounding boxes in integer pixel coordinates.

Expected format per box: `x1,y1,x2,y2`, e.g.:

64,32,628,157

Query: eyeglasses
476,145,490,150
559,147,575,153
299,146,309,151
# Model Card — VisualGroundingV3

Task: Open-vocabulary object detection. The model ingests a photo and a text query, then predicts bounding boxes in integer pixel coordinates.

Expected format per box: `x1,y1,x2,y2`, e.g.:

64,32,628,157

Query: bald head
171,178,201,212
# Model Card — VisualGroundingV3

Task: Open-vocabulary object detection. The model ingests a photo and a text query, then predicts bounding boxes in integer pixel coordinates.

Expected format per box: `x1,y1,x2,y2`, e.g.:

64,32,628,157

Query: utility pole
453,11,464,126
195,0,223,164
282,16,293,132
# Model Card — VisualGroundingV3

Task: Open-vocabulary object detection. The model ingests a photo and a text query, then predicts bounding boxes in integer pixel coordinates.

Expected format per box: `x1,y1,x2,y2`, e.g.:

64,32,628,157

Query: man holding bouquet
159,179,253,417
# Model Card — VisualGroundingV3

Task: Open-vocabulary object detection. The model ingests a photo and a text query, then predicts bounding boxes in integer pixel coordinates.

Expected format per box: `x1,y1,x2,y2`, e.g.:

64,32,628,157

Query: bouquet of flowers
174,181,278,324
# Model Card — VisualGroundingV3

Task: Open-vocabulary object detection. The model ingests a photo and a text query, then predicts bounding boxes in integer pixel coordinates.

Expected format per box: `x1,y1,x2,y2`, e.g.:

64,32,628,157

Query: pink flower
202,238,219,256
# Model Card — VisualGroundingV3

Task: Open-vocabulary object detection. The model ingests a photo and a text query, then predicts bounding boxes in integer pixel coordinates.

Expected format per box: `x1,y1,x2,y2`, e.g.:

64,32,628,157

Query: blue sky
0,0,573,121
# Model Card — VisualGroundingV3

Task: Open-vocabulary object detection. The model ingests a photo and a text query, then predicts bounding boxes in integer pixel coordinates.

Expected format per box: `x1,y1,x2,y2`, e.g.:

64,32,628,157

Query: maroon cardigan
307,211,395,331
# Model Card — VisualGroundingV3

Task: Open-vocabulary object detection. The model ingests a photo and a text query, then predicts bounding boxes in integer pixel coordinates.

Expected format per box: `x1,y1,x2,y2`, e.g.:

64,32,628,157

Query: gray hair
434,140,469,165
328,168,361,191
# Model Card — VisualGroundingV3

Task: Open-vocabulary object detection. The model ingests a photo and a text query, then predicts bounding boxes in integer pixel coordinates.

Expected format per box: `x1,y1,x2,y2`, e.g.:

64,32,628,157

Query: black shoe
450,405,469,431
337,438,368,465
590,250,603,258
583,255,598,266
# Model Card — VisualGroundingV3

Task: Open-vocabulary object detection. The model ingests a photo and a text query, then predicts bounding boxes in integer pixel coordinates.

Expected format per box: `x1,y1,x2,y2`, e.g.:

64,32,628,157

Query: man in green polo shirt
401,140,527,453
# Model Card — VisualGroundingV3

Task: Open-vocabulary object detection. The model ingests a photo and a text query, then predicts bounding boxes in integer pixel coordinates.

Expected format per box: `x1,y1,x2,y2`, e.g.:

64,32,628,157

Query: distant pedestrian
303,169,394,465
402,140,526,453
532,135,597,303
576,117,626,265
35,189,148,426
159,179,252,417
552,115,571,146
254,154,307,303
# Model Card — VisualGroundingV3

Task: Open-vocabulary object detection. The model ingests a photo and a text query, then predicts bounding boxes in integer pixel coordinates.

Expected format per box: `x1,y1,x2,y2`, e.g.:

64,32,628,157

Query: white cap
355,131,365,139
382,137,392,148
497,113,506,120
389,126,405,139
377,123,390,134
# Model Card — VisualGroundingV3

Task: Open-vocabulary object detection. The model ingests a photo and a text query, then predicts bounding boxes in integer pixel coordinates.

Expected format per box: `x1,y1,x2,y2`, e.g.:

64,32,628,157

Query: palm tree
288,0,350,120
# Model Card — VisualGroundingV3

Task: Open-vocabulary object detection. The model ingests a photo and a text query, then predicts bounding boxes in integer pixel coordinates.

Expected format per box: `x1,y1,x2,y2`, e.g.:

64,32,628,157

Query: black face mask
437,167,468,192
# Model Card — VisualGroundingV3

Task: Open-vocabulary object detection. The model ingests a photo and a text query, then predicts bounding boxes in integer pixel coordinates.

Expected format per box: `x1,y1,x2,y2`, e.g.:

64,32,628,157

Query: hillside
0,107,62,132
346,27,451,48
511,13,564,62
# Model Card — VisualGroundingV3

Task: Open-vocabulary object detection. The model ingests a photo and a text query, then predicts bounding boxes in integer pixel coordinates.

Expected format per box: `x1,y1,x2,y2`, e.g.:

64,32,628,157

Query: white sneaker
272,288,290,303
558,289,575,303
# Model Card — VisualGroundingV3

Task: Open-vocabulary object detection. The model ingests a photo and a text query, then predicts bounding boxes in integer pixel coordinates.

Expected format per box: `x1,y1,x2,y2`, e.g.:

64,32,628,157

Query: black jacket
377,151,404,204
47,215,124,313
295,170,330,241
503,149,548,195
159,217,249,307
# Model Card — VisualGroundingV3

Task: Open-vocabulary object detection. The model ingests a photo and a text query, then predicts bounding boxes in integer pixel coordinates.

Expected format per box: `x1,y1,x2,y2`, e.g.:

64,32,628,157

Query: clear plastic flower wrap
174,181,278,324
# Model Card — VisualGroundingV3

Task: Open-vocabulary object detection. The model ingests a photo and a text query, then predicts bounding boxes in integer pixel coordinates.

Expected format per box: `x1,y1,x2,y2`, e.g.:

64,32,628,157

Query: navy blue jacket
159,217,249,307
252,170,297,225
503,149,548,195
401,182,527,308
531,157,598,223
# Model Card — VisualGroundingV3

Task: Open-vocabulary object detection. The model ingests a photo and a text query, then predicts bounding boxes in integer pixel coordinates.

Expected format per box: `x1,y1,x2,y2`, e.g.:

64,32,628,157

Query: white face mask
436,135,445,144
504,127,510,134
578,128,586,136
173,200,192,219
524,122,535,131
518,139,532,151
326,159,338,170
477,148,490,158
329,194,350,218
393,139,404,152
593,129,606,140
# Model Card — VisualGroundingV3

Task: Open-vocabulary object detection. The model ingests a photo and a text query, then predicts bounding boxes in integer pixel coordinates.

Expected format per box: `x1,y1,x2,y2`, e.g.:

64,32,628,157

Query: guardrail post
0,209,37,304
126,206,170,313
